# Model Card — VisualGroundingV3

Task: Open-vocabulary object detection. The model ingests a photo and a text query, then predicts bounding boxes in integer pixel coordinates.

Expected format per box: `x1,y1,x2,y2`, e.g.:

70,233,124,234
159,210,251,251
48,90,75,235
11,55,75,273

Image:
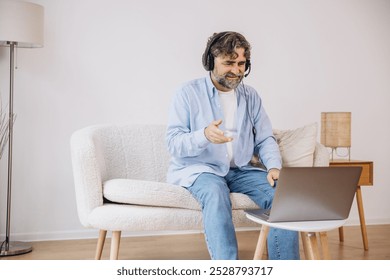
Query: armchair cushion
273,123,318,167
103,179,199,210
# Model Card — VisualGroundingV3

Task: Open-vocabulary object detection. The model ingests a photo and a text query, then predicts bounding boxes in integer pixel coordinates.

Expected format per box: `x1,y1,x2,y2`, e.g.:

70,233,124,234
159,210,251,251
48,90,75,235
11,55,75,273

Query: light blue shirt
166,75,282,187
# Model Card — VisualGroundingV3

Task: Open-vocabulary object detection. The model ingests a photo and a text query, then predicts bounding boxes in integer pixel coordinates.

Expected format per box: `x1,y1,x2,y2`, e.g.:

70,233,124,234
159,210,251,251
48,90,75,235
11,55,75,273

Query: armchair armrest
70,126,104,227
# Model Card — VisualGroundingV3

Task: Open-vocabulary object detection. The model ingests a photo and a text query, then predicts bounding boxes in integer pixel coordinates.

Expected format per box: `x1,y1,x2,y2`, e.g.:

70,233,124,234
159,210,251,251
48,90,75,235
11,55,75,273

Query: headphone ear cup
208,53,214,71
202,50,209,71
202,46,214,71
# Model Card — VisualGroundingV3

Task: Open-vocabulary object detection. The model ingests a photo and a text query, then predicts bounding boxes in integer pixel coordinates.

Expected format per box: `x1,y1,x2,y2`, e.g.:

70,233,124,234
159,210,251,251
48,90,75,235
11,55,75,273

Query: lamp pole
5,41,15,252
0,42,32,256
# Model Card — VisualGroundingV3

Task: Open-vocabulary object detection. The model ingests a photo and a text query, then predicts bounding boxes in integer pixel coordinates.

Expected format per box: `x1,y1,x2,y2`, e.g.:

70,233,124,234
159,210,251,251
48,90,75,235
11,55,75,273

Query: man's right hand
204,120,233,144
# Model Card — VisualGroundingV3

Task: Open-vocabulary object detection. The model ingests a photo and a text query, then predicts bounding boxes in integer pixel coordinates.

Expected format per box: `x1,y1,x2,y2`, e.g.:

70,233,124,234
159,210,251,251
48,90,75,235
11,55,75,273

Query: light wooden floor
1,224,389,260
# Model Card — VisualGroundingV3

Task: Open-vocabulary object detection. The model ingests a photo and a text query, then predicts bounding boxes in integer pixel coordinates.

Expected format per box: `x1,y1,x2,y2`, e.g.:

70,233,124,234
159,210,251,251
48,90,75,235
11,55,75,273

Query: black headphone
202,31,251,77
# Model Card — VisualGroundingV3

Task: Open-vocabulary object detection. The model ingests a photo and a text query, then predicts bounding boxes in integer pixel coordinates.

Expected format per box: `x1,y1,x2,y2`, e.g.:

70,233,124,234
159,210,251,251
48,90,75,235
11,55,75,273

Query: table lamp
321,112,351,161
0,0,44,256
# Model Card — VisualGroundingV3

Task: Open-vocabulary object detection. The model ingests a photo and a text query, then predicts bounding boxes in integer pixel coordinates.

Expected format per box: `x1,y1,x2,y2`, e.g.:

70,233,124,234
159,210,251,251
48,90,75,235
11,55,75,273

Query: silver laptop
245,166,362,222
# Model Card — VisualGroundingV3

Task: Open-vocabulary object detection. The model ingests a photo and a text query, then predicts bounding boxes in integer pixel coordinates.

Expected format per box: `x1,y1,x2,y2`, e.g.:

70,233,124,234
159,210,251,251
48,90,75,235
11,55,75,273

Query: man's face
211,47,247,92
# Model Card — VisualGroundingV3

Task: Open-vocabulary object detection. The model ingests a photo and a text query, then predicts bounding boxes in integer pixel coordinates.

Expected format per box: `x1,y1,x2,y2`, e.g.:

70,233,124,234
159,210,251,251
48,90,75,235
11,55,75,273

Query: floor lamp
0,0,44,256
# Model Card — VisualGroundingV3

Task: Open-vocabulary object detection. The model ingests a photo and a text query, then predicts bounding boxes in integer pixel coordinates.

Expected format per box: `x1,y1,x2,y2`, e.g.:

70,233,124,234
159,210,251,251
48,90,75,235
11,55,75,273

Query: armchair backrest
72,123,329,185
91,124,170,182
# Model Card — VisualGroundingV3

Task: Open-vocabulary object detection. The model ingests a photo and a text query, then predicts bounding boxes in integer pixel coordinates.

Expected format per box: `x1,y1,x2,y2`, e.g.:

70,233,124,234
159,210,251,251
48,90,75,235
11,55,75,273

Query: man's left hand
267,168,280,187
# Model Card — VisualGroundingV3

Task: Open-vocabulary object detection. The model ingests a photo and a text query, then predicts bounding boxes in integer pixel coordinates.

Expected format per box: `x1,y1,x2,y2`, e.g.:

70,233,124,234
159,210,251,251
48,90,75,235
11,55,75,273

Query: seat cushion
103,179,258,210
87,204,259,232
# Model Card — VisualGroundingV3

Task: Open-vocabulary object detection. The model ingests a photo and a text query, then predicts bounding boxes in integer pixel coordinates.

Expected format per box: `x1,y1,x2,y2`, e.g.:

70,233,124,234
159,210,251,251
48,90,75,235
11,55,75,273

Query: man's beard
213,71,243,90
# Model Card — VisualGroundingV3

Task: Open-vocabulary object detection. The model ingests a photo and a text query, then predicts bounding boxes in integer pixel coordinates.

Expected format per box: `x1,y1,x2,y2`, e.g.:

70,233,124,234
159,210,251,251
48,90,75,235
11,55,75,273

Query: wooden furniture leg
319,232,330,260
300,232,309,259
338,227,344,242
356,186,369,250
253,225,269,260
309,233,320,259
301,232,320,260
338,187,369,250
110,231,121,260
95,230,107,260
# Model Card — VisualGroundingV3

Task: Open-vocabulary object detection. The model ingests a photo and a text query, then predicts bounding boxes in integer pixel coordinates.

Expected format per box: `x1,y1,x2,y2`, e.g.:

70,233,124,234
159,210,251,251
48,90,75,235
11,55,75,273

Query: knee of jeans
206,186,231,206
192,186,230,213
256,191,274,210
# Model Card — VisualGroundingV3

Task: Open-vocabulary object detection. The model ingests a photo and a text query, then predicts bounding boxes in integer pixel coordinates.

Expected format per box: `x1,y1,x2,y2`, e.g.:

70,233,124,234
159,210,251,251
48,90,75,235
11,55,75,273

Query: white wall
0,0,389,241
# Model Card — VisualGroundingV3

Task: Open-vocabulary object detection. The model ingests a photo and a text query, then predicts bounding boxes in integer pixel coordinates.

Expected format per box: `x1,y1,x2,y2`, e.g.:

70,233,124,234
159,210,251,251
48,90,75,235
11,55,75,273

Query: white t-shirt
218,90,237,167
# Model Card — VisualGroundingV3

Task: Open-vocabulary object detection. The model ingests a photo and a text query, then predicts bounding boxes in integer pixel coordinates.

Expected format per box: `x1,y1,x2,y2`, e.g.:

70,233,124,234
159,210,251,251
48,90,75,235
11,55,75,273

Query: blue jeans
187,168,300,260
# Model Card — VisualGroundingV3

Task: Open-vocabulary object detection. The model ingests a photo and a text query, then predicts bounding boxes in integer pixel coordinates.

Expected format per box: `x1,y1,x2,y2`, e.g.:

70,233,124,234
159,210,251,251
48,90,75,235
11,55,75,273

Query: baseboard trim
1,219,389,242
0,229,100,242
0,229,205,242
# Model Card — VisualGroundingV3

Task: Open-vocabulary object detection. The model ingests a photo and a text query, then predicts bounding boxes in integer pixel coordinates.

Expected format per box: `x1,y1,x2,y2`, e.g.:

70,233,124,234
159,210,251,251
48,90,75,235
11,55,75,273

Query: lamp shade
0,0,44,48
321,112,351,148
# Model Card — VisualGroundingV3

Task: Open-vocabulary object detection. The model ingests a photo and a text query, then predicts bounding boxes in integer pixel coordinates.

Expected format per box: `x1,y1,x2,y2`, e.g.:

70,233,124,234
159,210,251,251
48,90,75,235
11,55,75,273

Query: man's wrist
268,168,280,172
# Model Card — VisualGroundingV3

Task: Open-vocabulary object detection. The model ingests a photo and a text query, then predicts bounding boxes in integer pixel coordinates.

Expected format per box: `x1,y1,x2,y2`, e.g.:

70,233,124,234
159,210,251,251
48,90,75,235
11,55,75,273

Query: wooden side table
329,160,373,250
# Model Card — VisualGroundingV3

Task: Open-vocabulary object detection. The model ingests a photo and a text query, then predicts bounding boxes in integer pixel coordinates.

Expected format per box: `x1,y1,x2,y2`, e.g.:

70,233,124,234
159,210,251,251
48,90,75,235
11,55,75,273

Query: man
166,31,299,260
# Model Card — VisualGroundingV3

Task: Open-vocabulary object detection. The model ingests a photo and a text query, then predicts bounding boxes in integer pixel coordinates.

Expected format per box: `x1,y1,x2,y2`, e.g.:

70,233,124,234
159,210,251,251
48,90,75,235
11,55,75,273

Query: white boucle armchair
70,123,329,260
